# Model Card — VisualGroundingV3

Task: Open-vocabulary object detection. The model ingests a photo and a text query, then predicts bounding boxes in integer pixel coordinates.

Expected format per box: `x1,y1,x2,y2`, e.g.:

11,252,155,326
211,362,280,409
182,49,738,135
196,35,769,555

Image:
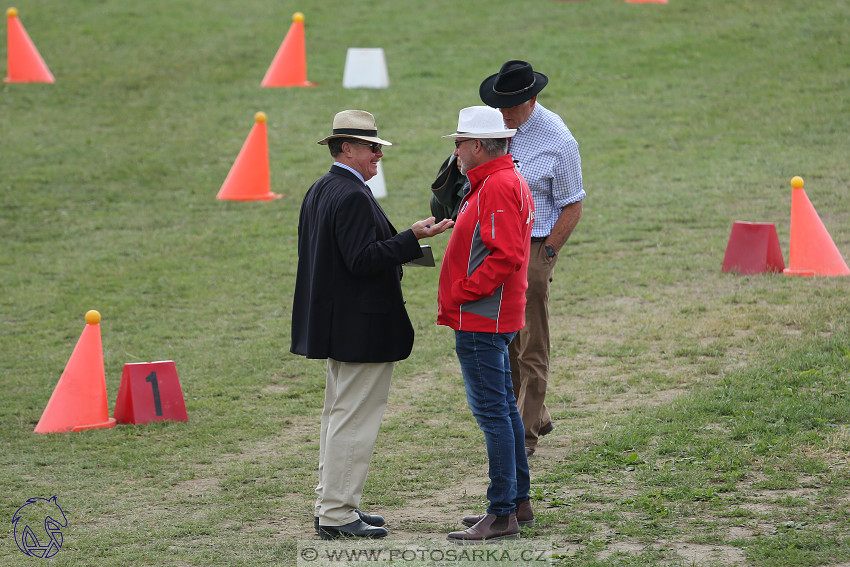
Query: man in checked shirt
479,60,585,457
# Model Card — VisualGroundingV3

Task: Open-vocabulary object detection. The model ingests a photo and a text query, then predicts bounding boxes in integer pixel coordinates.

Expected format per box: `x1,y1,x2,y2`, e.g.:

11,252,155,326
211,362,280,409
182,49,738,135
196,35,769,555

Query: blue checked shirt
509,103,584,238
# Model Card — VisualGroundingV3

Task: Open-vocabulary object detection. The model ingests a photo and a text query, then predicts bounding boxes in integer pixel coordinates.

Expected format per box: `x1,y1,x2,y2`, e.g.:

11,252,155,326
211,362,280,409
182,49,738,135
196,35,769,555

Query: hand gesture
412,216,454,240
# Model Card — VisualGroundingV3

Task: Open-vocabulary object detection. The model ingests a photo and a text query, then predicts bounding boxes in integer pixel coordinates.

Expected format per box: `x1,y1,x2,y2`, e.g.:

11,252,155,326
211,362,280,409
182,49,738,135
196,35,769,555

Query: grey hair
479,137,509,155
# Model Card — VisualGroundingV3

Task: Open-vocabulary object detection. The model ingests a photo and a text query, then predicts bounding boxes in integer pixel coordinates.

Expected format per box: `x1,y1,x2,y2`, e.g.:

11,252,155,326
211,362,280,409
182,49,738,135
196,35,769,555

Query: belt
531,237,548,242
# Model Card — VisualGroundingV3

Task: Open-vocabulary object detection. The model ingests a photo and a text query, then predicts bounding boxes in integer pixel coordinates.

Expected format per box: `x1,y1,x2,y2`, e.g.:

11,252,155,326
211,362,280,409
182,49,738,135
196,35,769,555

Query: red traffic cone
5,7,54,83
216,112,282,201
261,12,315,88
784,176,850,277
34,311,117,433
721,222,785,274
114,361,188,425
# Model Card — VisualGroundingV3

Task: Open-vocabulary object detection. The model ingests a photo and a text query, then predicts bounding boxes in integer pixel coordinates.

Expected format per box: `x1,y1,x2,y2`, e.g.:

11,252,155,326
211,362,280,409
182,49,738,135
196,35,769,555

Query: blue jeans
455,330,530,517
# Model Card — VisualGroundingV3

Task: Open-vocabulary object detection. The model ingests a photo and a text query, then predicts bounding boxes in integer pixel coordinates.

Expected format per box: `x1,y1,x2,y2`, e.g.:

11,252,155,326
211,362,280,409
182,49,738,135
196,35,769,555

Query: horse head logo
12,496,67,559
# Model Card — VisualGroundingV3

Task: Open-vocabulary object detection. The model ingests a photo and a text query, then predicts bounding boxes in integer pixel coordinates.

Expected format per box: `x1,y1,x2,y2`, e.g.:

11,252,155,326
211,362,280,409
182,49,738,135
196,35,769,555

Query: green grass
2,0,850,565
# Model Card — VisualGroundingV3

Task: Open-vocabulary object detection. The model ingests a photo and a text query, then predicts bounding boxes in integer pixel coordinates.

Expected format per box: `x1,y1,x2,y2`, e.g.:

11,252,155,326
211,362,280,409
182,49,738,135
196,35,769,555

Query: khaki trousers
315,359,394,526
509,240,557,451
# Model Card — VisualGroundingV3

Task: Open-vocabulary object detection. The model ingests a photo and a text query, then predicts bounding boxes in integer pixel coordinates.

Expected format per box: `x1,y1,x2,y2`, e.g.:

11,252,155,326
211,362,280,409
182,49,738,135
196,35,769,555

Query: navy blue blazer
290,166,424,362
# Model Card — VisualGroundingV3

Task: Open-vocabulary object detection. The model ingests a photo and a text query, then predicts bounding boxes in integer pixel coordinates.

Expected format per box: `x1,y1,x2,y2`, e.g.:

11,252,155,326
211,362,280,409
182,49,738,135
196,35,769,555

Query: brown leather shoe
461,500,534,528
448,513,519,543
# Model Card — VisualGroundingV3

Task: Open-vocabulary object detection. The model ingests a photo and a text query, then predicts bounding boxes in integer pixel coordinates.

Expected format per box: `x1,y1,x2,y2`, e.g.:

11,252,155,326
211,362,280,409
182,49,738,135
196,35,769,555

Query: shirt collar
466,154,516,187
334,161,365,184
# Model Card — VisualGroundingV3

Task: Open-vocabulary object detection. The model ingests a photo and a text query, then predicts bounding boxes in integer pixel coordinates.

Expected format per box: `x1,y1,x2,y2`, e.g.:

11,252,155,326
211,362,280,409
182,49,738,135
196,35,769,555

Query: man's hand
412,216,454,239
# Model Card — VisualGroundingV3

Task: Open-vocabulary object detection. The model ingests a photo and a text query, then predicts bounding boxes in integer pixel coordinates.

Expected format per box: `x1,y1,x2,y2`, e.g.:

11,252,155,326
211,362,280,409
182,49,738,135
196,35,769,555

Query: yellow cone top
85,310,101,325
791,176,804,190
7,7,18,17
254,111,267,123
293,12,304,23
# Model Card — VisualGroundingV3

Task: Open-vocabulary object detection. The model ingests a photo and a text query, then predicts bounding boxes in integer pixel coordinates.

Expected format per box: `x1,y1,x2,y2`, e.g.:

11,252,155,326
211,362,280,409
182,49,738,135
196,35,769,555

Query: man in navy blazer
291,110,453,540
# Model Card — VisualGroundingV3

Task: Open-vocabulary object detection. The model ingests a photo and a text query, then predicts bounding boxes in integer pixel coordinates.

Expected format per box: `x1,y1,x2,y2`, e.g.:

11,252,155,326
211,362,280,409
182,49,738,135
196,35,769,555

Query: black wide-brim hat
479,60,549,108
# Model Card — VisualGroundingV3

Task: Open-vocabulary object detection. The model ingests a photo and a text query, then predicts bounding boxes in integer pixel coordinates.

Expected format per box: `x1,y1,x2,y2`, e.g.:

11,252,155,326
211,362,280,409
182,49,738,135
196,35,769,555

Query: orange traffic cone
5,7,54,83
784,176,850,277
34,311,117,433
261,12,315,88
216,112,282,201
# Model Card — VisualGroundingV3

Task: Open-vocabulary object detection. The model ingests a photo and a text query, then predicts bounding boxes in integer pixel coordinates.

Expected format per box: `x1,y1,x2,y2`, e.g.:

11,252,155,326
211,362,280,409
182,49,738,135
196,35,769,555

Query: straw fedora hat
479,60,548,108
317,110,392,146
442,106,516,139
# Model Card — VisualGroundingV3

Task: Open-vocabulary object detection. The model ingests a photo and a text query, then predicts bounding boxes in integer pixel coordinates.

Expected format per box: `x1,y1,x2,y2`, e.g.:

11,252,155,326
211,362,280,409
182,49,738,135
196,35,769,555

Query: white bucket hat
317,109,393,146
442,106,516,139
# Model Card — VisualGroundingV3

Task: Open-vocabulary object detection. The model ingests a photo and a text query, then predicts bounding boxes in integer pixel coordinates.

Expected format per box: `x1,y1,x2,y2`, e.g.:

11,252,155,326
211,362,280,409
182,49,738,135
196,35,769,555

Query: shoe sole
461,519,534,528
448,533,521,545
318,528,388,540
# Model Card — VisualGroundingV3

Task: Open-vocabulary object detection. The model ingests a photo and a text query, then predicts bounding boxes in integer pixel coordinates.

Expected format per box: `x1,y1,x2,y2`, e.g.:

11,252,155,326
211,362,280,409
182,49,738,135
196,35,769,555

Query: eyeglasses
351,141,382,153
454,138,475,149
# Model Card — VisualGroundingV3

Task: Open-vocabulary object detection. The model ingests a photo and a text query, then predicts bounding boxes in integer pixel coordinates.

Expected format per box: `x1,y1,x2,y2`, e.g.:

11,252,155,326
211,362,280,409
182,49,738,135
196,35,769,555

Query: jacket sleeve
334,190,422,276
451,180,526,303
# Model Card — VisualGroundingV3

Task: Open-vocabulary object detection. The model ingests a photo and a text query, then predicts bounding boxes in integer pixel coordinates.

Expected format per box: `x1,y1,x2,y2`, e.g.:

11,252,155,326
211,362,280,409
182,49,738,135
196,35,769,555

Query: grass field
2,0,849,565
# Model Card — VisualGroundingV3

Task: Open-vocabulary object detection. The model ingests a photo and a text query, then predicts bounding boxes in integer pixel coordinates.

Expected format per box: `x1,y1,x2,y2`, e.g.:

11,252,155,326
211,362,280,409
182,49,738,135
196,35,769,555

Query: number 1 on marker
145,372,163,416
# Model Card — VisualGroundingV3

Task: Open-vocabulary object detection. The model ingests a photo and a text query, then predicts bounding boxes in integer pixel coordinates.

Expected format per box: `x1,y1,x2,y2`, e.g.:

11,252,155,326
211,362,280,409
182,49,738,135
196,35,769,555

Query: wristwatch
545,245,556,258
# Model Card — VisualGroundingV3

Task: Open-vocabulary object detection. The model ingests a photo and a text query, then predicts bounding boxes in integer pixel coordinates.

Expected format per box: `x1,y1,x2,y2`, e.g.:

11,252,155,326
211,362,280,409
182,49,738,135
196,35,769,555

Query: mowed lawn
1,1,849,565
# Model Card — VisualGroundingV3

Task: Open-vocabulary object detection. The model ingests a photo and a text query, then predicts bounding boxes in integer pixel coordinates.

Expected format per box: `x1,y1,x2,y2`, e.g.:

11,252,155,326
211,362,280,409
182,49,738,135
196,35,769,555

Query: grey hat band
493,77,536,96
333,128,378,137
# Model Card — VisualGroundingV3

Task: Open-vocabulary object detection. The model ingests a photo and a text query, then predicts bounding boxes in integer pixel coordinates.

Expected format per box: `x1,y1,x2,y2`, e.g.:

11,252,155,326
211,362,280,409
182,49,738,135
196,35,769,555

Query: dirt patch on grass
227,287,849,565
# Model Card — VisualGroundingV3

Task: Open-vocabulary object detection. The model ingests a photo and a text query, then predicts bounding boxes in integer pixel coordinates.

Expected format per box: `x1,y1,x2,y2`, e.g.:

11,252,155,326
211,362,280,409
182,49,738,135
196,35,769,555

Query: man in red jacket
438,106,536,543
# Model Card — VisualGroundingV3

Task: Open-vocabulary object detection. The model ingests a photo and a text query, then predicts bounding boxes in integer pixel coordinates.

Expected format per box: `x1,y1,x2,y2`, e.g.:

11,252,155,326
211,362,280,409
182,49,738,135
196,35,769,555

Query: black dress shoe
318,519,388,540
315,510,384,533
539,422,554,436
356,509,385,527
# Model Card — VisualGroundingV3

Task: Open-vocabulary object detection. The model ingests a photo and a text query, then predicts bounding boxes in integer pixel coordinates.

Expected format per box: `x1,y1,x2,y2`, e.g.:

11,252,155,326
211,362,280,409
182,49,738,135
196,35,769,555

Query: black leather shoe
316,510,384,533
318,519,388,540
539,422,554,437
357,509,385,527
